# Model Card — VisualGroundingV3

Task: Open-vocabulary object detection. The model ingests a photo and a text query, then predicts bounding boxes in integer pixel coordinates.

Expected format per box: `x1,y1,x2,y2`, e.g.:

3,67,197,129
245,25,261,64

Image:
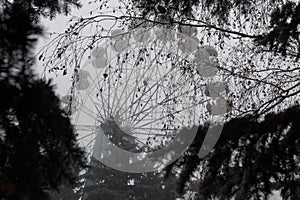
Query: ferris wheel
61,24,230,171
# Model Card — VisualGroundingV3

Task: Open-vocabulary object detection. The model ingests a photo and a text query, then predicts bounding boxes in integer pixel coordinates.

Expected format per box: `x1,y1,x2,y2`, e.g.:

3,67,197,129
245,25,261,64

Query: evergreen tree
128,1,300,198
167,105,300,200
130,0,300,59
0,0,86,199
80,157,177,200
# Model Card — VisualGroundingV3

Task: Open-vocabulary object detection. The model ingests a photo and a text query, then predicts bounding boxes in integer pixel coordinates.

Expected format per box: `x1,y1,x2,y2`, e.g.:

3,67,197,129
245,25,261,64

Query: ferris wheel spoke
132,115,174,130
131,61,174,118
75,124,98,131
81,138,96,149
76,70,102,107
121,50,147,103
82,87,105,116
107,65,114,116
87,92,107,122
128,84,160,125
75,124,97,128
127,84,206,127
98,88,109,118
132,98,209,129
93,102,107,122
118,64,176,119
132,132,175,138
114,48,163,117
111,54,141,118
91,64,118,118
77,103,101,122
158,83,205,105
127,105,166,127
132,127,178,132
118,80,157,119
76,132,97,141
110,72,123,117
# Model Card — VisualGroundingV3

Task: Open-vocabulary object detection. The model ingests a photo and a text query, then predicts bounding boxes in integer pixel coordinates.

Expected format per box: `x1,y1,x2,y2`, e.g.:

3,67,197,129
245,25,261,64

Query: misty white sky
34,1,94,97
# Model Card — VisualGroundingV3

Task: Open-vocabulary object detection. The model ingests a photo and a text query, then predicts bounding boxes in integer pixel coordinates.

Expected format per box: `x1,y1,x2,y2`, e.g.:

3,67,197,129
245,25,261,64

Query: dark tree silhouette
166,105,300,200
0,76,86,200
79,157,178,200
0,0,81,77
0,0,86,199
128,2,300,198
131,0,300,59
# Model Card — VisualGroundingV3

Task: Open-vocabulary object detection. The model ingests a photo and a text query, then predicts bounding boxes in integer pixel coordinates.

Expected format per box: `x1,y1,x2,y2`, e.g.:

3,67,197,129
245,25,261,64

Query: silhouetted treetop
0,75,87,200
129,0,300,59
0,0,81,78
167,105,300,200
0,0,86,199
2,0,81,19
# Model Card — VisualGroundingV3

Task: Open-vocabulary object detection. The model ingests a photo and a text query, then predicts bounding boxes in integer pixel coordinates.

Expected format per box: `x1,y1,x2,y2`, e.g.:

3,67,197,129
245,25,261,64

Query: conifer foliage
0,0,86,199
168,105,300,200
